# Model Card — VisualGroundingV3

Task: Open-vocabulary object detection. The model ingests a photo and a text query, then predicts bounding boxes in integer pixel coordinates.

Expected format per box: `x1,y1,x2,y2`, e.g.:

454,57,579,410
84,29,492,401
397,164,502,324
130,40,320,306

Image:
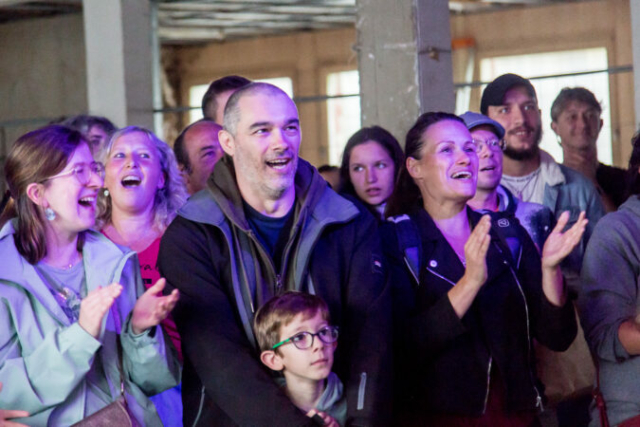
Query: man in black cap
482,74,604,426
481,73,604,288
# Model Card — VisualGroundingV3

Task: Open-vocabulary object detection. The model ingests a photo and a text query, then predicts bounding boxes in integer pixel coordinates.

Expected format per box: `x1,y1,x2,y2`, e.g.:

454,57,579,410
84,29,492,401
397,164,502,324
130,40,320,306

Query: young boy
254,291,346,426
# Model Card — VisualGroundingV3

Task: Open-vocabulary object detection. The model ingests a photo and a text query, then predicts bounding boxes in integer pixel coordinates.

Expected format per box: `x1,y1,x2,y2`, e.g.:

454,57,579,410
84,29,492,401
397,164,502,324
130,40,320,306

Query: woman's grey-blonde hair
97,126,187,231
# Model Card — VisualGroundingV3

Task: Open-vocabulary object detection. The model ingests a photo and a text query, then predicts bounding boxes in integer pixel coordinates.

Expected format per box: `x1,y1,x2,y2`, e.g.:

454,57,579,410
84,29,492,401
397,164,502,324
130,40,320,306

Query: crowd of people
0,72,639,427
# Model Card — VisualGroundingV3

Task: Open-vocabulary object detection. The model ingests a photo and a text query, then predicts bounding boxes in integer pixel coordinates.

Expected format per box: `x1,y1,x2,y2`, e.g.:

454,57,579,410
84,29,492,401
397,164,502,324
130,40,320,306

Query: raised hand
131,278,179,335
463,214,491,288
78,284,123,338
542,211,588,270
0,382,29,427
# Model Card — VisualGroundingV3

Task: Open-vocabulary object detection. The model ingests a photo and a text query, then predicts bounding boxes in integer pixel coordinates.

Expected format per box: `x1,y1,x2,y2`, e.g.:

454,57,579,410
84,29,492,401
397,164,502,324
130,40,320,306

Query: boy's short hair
254,291,331,352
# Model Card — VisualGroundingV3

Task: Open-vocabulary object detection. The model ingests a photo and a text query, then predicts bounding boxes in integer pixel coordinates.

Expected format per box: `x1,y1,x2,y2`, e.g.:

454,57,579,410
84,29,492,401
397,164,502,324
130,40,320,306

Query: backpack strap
388,215,422,286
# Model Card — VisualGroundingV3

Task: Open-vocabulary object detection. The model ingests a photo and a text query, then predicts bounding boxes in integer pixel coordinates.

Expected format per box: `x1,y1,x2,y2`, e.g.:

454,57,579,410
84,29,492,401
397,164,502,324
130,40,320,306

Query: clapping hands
542,211,588,270
131,278,179,335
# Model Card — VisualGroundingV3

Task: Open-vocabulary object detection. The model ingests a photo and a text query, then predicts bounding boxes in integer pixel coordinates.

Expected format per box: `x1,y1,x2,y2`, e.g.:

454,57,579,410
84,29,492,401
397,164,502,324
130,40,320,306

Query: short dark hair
174,118,219,173
339,126,404,204
480,73,537,115
201,75,251,120
253,291,330,352
223,82,291,136
61,114,117,136
385,112,464,218
550,87,602,122
318,165,338,174
626,130,640,197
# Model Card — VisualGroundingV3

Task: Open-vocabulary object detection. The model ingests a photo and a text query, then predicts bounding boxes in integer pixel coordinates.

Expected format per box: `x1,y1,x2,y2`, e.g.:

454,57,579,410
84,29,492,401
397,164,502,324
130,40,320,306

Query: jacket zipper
482,357,492,414
192,385,206,427
357,372,367,410
502,253,544,410
426,268,456,287
427,266,496,413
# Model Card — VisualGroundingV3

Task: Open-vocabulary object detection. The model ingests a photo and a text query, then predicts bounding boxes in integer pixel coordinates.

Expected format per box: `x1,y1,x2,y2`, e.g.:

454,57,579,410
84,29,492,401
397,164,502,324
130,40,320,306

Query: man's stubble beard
503,126,542,161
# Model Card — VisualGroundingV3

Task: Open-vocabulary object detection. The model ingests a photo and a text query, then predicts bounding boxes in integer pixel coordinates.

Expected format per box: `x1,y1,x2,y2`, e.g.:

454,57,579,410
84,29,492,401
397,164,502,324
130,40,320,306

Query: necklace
504,169,541,200
62,252,82,270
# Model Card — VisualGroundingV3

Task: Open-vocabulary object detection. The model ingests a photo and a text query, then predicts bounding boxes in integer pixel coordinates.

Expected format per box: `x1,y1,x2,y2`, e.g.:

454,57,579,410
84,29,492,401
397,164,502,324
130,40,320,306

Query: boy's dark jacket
158,156,391,426
382,206,577,420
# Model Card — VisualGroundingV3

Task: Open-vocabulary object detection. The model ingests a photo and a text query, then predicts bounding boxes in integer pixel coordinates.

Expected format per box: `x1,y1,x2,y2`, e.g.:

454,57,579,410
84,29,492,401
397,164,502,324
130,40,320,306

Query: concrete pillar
82,0,154,129
631,0,640,130
356,0,454,142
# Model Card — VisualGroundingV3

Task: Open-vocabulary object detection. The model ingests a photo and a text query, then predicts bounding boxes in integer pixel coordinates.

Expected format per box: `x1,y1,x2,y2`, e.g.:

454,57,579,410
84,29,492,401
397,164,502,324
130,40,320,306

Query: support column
82,0,154,129
631,0,640,129
356,0,454,142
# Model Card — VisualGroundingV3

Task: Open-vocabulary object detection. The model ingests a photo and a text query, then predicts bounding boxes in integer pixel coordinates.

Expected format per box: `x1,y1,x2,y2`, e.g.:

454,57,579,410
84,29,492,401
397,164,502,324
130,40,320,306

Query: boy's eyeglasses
272,325,339,350
472,138,506,152
44,162,105,185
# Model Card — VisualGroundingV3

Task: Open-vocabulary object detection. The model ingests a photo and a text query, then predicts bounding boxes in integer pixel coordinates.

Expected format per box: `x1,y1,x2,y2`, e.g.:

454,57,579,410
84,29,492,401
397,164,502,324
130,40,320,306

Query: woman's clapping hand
131,278,179,335
78,284,123,338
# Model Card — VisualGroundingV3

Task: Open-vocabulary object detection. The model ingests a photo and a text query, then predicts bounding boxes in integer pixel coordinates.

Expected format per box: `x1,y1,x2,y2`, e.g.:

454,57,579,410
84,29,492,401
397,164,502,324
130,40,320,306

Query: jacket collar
539,149,565,187
411,206,510,284
178,156,359,228
0,220,134,325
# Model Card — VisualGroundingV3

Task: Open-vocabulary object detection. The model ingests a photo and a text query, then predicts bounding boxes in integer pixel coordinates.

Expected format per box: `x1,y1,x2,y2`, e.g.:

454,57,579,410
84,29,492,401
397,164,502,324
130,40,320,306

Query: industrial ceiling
0,0,593,44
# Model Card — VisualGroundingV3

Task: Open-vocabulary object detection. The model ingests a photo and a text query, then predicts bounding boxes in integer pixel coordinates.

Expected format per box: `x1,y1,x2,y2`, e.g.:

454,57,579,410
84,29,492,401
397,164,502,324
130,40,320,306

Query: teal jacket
0,221,180,426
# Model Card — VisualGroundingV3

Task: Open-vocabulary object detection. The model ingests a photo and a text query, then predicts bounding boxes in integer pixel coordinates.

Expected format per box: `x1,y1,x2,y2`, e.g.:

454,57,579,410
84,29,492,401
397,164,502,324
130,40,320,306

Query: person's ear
157,172,166,190
597,118,604,134
26,183,47,207
406,156,422,180
550,121,559,135
260,350,284,371
218,129,236,157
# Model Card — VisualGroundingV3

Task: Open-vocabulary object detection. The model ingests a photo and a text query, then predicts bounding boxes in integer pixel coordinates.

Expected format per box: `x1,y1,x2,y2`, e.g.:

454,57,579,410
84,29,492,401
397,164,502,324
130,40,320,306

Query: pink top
102,231,183,362
137,237,183,362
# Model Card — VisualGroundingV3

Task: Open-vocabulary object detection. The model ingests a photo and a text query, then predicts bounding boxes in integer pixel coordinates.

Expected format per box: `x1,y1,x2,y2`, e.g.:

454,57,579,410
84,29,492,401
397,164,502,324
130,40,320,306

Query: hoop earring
44,207,56,221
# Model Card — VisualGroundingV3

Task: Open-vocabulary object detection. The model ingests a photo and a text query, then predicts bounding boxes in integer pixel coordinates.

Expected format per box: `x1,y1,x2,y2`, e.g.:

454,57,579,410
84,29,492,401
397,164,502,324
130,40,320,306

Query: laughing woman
97,126,187,425
383,112,582,425
0,125,180,426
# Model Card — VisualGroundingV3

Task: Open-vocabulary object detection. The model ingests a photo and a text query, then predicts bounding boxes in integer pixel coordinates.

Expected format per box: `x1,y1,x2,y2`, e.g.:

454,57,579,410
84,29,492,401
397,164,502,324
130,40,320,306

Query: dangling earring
44,207,56,221
103,188,110,197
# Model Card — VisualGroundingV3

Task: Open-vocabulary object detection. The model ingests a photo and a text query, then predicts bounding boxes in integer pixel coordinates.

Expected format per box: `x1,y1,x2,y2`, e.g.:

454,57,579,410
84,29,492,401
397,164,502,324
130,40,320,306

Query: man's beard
503,127,542,161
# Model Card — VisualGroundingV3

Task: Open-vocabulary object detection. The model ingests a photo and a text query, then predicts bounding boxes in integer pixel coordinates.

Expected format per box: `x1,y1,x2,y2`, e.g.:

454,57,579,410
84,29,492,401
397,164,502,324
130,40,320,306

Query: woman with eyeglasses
97,126,187,425
339,126,404,220
383,112,583,425
0,125,180,426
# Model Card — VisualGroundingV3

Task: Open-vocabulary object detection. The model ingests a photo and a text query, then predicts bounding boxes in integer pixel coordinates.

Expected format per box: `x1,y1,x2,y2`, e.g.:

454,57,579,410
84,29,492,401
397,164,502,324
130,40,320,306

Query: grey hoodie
580,195,640,426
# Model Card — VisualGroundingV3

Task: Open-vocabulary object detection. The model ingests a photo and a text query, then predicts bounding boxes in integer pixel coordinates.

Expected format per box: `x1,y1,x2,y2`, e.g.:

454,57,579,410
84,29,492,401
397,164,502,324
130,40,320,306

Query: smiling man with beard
482,74,605,426
481,73,604,290
158,82,390,426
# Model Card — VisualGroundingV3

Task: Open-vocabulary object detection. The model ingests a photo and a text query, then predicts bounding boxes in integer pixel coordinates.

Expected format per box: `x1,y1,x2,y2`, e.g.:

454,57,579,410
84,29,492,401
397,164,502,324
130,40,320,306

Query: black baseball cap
480,73,537,115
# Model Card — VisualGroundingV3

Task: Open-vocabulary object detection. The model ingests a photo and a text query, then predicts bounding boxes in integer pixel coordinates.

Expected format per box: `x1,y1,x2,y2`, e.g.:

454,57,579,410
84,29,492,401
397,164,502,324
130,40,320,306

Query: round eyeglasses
472,138,506,152
44,162,105,185
272,325,339,350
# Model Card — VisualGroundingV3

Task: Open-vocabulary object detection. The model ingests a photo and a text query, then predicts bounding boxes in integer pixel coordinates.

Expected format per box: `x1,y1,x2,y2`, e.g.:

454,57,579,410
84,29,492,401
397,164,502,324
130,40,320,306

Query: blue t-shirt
244,201,294,271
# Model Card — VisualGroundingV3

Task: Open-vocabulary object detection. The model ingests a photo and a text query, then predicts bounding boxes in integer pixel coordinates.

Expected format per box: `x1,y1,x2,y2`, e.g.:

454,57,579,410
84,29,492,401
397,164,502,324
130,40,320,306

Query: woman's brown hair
385,112,464,218
0,125,86,264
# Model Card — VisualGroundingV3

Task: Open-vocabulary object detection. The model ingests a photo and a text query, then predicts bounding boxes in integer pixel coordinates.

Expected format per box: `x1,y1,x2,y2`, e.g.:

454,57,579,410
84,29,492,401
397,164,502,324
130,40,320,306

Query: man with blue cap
461,111,554,256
